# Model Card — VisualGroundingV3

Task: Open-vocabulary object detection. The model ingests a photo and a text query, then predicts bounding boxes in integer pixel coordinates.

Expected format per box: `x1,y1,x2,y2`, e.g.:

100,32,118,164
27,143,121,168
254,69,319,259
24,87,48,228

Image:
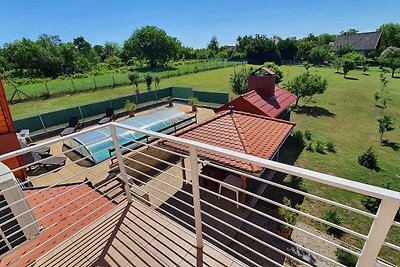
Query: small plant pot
192,105,198,112
277,229,291,239
168,101,173,107
128,111,136,117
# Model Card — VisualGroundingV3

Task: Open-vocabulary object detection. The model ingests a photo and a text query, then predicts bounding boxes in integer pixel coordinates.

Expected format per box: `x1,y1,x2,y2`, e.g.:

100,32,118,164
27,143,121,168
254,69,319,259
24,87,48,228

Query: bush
264,62,283,83
292,130,305,148
361,195,380,214
306,142,314,152
144,74,153,90
304,130,312,140
230,68,248,95
335,249,357,267
315,141,325,154
325,140,336,153
358,147,378,170
324,209,344,238
277,197,301,233
287,176,304,190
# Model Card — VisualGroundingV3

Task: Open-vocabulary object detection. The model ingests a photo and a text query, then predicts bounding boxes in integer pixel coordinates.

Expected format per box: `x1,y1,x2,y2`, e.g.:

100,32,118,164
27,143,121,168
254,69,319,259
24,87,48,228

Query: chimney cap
249,66,275,76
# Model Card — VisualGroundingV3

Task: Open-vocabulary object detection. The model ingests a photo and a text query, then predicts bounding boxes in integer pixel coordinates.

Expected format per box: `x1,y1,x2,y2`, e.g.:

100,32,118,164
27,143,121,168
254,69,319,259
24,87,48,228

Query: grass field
4,59,241,101
8,64,400,263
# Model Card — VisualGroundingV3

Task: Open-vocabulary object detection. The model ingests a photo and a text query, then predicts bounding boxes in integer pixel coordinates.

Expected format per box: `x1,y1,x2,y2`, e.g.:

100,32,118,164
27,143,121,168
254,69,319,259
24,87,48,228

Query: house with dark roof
217,67,297,120
332,31,382,55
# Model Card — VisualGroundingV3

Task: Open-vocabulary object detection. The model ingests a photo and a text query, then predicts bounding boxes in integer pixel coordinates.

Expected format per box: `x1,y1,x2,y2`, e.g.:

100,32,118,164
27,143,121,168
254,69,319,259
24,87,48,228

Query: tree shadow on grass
293,105,336,118
344,76,359,80
381,140,400,151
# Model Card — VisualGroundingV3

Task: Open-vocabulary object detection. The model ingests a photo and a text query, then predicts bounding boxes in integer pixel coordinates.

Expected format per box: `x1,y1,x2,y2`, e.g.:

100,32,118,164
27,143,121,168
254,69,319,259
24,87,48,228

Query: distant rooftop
332,31,382,51
163,110,295,173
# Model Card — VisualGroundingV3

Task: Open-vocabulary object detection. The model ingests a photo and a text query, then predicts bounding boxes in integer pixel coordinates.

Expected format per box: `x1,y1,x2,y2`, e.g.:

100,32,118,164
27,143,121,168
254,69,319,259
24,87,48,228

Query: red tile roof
163,111,295,173
217,85,297,118
1,183,115,266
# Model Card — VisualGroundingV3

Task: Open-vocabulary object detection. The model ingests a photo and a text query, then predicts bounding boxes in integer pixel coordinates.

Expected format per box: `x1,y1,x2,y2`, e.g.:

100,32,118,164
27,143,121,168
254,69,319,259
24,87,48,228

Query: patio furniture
18,139,51,157
98,108,116,125
218,174,243,208
17,129,32,143
60,116,83,137
22,151,66,171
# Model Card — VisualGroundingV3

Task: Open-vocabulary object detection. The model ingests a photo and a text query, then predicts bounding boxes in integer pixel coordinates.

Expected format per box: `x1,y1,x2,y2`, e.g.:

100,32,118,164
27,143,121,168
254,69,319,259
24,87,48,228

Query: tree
144,74,153,90
236,34,281,64
340,28,359,35
378,23,400,50
302,61,312,71
379,69,388,91
317,33,336,45
379,46,400,77
264,62,283,83
336,44,354,57
277,37,298,60
341,52,366,77
230,68,248,95
286,72,328,106
123,26,180,67
296,34,318,61
378,115,395,141
154,76,161,89
309,45,333,63
128,72,140,90
333,57,343,73
207,36,219,56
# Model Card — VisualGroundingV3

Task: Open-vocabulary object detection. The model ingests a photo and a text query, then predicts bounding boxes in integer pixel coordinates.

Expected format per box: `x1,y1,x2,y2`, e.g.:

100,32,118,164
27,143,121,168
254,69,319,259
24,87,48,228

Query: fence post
110,124,133,203
356,198,400,266
93,78,97,91
112,76,116,88
188,146,204,259
71,80,76,92
37,111,47,134
78,104,84,122
44,83,50,97
109,97,113,108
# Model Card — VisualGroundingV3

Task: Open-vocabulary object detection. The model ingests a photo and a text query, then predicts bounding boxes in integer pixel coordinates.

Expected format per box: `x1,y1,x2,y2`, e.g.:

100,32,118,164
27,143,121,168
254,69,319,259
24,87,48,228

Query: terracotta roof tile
1,183,115,266
217,85,297,118
163,111,295,173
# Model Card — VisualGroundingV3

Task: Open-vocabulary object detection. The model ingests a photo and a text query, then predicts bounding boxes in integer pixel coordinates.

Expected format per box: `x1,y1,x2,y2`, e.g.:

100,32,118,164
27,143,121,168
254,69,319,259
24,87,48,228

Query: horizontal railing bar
199,172,368,240
111,122,400,202
0,154,117,215
120,145,191,173
0,123,110,161
383,241,400,251
2,172,121,241
118,134,189,159
0,136,114,194
200,160,376,219
17,185,122,263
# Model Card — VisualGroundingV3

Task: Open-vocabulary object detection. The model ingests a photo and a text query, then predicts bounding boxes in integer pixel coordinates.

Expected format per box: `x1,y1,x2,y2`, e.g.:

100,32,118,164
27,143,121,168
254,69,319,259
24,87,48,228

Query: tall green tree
286,72,328,106
230,68,248,95
277,37,298,60
207,35,219,57
378,23,400,50
236,34,281,64
379,46,400,77
123,26,181,68
378,115,395,141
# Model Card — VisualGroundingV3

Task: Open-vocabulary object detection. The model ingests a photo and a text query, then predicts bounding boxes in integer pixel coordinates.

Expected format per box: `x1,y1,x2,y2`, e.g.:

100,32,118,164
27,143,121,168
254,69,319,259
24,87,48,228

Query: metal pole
357,198,400,266
38,111,47,133
188,146,204,251
110,124,133,203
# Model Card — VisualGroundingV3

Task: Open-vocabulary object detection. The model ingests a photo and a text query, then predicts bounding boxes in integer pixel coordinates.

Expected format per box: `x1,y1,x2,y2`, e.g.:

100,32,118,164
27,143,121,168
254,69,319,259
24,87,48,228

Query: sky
1,0,400,48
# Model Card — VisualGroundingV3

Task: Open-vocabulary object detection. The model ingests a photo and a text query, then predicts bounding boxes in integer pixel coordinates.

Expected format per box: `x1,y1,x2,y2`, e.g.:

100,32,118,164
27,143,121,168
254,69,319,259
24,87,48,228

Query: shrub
144,73,153,90
324,209,344,238
302,61,312,71
188,97,198,106
325,140,336,153
304,130,312,140
306,142,314,152
292,130,305,148
230,68,248,95
315,141,325,154
358,147,378,170
287,176,304,191
263,62,283,83
277,197,301,233
361,195,380,214
128,72,139,88
378,115,395,142
335,249,357,267
154,75,161,89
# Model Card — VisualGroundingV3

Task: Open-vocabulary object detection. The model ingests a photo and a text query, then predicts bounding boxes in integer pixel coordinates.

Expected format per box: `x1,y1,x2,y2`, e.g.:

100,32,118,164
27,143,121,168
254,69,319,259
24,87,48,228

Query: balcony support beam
357,198,400,266
189,146,204,266
110,124,133,203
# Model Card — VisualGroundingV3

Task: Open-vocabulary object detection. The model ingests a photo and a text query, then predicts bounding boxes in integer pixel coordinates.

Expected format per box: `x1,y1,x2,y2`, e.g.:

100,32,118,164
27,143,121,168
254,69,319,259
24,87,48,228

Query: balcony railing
0,122,399,266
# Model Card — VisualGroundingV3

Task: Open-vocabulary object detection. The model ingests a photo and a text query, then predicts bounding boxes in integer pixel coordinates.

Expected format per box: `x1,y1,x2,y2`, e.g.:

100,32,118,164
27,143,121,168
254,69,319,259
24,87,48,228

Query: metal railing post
110,124,133,203
188,146,204,253
357,198,400,266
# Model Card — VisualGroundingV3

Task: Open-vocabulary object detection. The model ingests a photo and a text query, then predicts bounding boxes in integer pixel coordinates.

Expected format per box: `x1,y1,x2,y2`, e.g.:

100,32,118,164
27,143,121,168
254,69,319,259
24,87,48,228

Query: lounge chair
60,116,83,136
18,139,51,157
22,152,66,171
98,108,116,125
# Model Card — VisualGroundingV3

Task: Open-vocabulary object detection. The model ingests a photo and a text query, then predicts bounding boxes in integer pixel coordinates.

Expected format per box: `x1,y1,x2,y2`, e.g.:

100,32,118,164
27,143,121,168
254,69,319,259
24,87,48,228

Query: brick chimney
247,67,276,97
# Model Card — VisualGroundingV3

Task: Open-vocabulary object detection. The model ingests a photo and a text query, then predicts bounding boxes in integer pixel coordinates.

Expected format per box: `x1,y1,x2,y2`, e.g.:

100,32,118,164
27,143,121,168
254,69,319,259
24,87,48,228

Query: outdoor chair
98,107,116,125
218,174,243,208
22,151,66,171
60,116,83,136
18,139,51,158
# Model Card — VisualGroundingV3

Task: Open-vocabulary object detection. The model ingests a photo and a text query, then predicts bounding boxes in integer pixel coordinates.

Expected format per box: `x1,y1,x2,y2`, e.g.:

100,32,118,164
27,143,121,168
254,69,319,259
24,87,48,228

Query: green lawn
8,64,400,264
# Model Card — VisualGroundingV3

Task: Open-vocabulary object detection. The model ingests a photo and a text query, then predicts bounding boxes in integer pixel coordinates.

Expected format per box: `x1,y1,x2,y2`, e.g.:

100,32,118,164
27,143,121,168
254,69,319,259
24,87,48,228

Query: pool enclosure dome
64,108,195,164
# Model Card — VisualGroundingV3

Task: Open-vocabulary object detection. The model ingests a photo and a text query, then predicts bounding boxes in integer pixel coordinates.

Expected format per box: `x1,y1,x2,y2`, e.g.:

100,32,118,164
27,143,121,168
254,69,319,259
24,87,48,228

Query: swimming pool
63,108,195,164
